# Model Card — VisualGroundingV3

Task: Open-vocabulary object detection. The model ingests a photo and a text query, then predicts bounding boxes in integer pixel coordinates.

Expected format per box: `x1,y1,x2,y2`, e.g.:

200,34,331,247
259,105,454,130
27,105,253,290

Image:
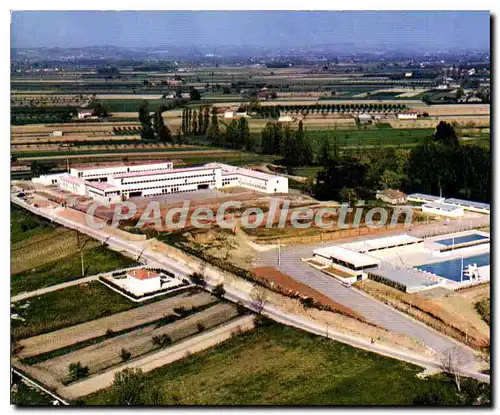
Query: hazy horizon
11,11,490,52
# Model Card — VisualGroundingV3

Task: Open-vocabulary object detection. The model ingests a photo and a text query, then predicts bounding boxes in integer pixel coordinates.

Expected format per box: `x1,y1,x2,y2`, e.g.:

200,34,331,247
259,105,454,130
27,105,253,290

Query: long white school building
32,161,288,203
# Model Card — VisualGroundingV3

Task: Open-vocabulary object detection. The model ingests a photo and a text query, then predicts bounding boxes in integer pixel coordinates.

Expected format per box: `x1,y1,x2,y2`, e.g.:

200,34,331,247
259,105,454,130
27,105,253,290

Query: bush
236,301,247,316
68,361,89,381
367,273,407,292
212,283,225,298
189,272,206,287
120,348,131,361
152,334,172,347
173,306,188,317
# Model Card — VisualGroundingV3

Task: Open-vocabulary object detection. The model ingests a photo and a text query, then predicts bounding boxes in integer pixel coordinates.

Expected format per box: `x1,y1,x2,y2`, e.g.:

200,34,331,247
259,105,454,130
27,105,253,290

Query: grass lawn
11,245,138,295
11,381,54,406
11,281,138,340
11,204,56,244
83,322,461,405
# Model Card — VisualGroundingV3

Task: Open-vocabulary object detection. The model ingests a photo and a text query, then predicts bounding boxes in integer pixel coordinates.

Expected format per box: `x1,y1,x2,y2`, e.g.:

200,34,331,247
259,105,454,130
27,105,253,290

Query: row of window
123,181,214,193
122,173,216,186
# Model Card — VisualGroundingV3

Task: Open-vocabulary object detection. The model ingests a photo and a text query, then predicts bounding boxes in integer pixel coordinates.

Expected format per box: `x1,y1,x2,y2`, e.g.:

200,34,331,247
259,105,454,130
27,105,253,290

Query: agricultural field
11,203,55,244
83,322,467,405
11,206,138,295
11,281,141,340
13,286,244,402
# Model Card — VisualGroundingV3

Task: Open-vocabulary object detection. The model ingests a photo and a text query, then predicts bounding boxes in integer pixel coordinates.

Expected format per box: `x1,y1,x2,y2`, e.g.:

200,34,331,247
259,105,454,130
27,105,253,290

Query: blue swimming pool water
416,253,490,282
435,233,488,247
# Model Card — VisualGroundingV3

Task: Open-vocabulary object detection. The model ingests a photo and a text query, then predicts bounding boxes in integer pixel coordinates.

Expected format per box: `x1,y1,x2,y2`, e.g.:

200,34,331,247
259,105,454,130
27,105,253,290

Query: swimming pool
435,233,489,247
416,253,490,282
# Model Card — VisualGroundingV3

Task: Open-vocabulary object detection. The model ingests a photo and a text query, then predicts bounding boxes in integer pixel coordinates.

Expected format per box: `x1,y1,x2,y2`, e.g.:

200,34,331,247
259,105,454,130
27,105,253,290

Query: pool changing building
32,161,288,203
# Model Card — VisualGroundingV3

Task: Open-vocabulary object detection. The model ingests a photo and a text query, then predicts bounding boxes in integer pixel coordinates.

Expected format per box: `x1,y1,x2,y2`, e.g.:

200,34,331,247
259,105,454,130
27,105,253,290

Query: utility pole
76,230,90,277
277,239,281,266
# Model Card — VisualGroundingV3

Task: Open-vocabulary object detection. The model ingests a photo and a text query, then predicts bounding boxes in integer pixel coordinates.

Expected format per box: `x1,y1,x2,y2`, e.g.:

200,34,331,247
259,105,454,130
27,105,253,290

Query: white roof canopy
313,246,381,268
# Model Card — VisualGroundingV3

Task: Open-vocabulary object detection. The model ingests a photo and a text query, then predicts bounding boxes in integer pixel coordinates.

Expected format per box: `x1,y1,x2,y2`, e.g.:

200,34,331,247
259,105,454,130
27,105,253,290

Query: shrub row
367,272,407,292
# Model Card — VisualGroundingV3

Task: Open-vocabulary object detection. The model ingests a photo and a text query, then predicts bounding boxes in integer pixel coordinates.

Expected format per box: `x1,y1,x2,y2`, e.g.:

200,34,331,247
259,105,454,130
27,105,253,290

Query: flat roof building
313,246,381,271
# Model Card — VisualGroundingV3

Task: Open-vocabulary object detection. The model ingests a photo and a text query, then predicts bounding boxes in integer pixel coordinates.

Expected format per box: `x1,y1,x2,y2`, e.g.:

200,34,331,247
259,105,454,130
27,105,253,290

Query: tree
108,368,162,405
120,348,131,362
206,107,221,145
197,109,204,135
238,117,250,150
339,187,357,204
318,135,334,166
212,283,225,298
190,272,206,287
192,109,198,135
225,119,239,149
250,285,268,314
68,362,89,381
189,88,201,100
152,109,171,142
433,121,458,146
89,101,110,118
440,347,468,392
138,101,155,139
202,106,210,135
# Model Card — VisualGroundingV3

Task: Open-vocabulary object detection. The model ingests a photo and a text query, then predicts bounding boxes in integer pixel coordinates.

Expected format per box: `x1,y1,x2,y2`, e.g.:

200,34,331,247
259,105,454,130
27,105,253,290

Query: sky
11,11,490,51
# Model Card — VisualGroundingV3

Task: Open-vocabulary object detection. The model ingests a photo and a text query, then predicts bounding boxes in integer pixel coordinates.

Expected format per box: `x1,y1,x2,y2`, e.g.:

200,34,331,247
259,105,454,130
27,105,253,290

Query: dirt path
60,315,255,400
35,303,236,380
18,291,214,358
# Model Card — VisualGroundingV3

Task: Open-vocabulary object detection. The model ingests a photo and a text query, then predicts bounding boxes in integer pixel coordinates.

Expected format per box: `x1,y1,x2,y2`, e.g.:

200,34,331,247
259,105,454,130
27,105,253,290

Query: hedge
367,272,407,293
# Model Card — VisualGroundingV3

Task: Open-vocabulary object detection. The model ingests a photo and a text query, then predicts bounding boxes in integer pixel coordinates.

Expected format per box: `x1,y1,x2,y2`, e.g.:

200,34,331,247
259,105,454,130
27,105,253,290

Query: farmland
11,207,138,295
83,322,465,405
11,281,140,340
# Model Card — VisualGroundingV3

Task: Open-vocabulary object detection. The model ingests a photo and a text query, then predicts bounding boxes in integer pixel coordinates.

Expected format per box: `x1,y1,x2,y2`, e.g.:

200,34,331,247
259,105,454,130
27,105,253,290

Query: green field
11,380,54,406
11,281,138,340
97,99,174,113
11,204,56,244
83,322,464,405
11,244,138,295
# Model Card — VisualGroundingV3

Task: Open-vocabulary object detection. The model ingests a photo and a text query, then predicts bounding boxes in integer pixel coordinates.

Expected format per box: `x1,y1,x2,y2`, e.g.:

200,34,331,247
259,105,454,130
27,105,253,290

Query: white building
313,245,381,280
358,113,373,124
407,193,445,204
205,163,288,194
422,202,464,218
59,175,86,196
126,269,162,294
32,161,288,204
77,109,94,119
443,198,490,214
397,111,418,120
111,165,222,199
70,161,174,181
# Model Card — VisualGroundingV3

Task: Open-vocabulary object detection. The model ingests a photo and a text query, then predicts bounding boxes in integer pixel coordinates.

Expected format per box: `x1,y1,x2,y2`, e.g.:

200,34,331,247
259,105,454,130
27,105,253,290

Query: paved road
254,214,490,369
11,196,489,383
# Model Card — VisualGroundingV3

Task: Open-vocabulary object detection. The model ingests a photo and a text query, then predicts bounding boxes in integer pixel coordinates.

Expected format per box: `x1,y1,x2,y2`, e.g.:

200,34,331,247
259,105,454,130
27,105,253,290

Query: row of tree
181,106,210,136
261,120,313,169
138,101,172,142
